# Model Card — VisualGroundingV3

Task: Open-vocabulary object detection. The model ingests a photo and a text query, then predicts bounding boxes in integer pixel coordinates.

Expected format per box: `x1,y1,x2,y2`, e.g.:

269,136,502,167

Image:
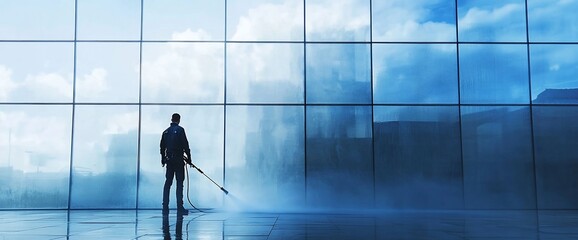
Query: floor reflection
0,210,577,239
162,214,184,240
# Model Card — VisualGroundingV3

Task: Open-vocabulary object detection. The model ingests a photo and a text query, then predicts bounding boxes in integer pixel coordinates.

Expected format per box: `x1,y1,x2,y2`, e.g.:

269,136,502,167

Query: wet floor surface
0,210,577,239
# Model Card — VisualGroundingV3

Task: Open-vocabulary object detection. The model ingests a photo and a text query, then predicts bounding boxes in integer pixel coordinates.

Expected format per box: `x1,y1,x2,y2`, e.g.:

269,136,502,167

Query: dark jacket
160,122,191,164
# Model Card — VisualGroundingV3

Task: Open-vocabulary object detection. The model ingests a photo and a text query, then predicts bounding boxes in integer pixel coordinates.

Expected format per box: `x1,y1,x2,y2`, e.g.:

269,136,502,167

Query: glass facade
1,0,577,210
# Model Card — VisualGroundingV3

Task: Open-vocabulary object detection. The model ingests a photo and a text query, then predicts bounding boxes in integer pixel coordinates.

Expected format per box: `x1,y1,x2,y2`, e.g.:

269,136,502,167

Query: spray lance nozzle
220,187,229,195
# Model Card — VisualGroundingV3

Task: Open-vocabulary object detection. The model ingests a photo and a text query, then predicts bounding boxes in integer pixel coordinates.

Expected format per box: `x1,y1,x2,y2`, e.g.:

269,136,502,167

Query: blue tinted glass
306,106,373,209
0,43,74,103
306,44,371,103
462,106,535,209
227,0,304,41
458,0,527,42
75,43,140,103
373,0,456,42
534,106,578,209
530,44,578,104
225,106,304,211
143,0,225,41
141,43,224,103
459,44,529,104
0,105,72,208
71,105,139,208
139,106,224,209
306,0,370,42
227,43,304,103
77,0,141,40
0,0,74,40
374,106,462,209
373,44,458,104
528,0,578,42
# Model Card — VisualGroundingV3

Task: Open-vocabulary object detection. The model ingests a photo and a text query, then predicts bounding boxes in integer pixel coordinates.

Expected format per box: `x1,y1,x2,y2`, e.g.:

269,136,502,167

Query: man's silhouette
160,113,192,215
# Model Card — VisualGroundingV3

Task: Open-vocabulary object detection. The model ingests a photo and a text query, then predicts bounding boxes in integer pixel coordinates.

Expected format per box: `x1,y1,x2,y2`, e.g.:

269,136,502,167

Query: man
160,113,192,215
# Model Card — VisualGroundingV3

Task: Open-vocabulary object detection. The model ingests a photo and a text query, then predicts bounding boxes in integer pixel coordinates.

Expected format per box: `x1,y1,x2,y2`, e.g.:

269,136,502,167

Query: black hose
185,165,203,213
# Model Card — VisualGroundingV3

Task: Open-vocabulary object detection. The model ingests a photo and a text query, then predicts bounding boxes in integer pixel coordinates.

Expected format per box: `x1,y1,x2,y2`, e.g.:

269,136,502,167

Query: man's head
171,113,181,123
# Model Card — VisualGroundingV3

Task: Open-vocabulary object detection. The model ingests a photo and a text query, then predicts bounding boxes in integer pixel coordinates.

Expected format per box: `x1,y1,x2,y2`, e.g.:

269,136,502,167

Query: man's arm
160,132,167,166
181,128,192,165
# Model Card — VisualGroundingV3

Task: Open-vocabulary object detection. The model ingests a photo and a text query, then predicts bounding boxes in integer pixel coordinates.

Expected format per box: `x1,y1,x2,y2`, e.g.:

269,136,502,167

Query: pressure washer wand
190,164,229,195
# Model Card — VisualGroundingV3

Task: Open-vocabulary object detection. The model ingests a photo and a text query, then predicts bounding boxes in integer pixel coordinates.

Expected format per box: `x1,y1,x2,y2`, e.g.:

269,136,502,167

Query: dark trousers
163,161,185,209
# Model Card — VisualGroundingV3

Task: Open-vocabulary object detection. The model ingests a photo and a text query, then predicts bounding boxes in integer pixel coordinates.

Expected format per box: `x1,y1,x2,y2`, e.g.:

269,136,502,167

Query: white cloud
306,0,369,40
459,4,524,30
104,111,139,135
171,28,212,41
23,72,73,101
528,0,578,41
0,65,17,101
76,68,108,98
380,20,455,42
230,0,303,40
141,33,224,102
0,66,73,102
0,108,71,173
373,0,455,41
549,64,560,71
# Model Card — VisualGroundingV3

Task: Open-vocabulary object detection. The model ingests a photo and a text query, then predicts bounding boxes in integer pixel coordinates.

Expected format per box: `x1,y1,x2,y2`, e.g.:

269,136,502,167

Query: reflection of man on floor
162,214,184,240
160,113,193,215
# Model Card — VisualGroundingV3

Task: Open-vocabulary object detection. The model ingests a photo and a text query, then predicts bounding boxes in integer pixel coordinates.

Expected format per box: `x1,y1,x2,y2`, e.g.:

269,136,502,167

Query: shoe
177,207,189,215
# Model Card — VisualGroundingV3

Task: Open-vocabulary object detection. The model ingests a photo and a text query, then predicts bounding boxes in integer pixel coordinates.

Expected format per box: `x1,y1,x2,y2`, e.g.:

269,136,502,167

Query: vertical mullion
135,0,144,210
524,0,539,210
455,0,466,210
303,0,308,207
369,0,376,208
67,0,78,211
223,0,228,208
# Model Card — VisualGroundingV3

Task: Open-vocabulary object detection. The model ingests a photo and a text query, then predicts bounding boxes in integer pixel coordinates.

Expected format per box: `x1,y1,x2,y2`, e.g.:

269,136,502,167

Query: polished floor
1,209,578,239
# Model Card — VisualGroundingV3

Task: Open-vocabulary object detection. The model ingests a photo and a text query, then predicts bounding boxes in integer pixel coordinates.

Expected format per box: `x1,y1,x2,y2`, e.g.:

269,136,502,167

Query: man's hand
161,156,167,167
184,155,193,166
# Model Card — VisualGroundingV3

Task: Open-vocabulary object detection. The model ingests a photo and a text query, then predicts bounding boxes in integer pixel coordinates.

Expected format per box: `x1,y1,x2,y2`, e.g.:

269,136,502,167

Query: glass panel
139,106,224,209
530,44,578,104
459,44,529,104
141,43,224,103
227,0,304,41
373,44,458,104
306,106,372,209
225,106,304,211
0,105,72,208
70,105,139,208
143,0,225,41
534,106,578,209
0,0,74,40
305,0,370,42
0,43,74,103
227,43,304,103
75,43,140,103
528,0,578,42
458,0,527,42
374,106,462,209
306,44,371,104
373,0,456,42
462,106,535,209
77,0,141,40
